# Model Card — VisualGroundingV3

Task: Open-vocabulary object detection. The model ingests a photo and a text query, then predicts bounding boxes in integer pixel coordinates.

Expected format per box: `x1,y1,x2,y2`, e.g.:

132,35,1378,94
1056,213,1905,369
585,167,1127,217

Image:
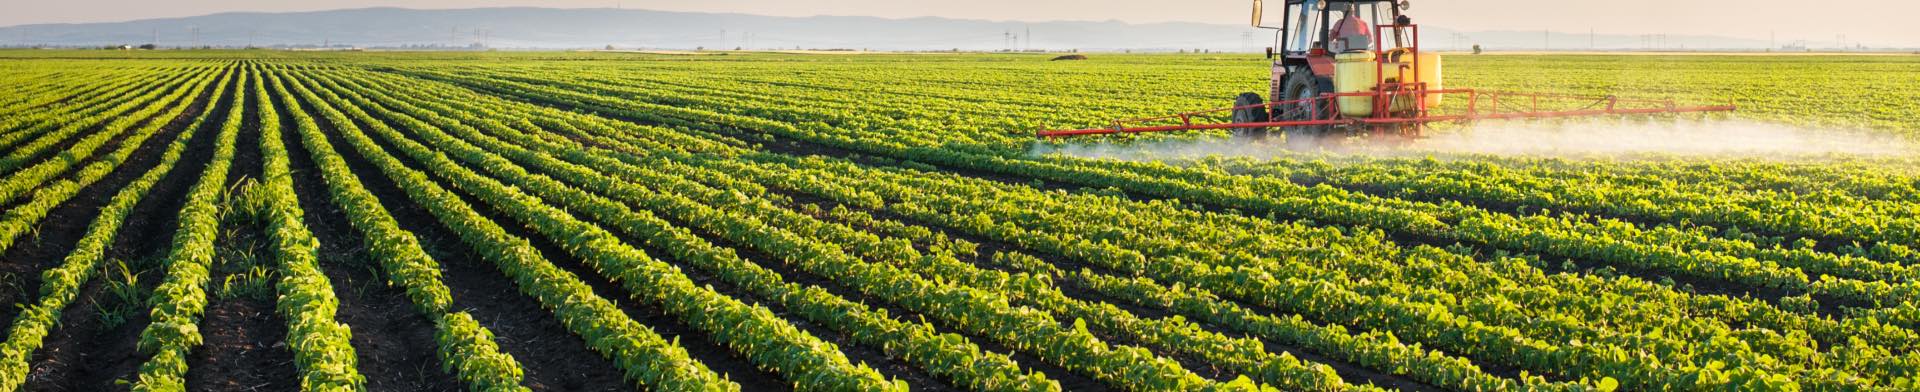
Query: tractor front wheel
1230,92,1270,140
1281,70,1336,149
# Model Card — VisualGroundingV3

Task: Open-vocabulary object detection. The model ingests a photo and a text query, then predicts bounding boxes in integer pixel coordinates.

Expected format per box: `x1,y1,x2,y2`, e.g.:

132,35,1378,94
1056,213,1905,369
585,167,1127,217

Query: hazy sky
7,0,1917,46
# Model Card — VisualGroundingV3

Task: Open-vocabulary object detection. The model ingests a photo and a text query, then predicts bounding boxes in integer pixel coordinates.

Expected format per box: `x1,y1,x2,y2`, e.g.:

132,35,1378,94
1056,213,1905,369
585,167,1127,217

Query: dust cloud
1410,119,1912,156
1028,119,1914,161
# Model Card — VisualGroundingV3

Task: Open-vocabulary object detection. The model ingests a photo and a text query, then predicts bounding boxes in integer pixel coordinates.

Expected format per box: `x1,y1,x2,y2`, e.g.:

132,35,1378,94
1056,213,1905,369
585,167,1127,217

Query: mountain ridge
0,7,1774,51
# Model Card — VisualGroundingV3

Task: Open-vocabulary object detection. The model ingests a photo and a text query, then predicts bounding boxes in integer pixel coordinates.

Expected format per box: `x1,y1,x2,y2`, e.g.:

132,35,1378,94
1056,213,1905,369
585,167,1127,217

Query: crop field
0,51,1917,392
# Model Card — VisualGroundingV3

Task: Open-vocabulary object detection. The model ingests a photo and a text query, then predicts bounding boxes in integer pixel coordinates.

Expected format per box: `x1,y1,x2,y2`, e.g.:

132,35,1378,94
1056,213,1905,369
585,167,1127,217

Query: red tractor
1038,0,1735,146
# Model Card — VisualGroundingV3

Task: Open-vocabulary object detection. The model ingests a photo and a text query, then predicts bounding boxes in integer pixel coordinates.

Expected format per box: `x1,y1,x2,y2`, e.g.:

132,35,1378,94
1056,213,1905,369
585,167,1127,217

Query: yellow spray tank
1333,51,1380,117
1386,48,1443,111
1332,49,1443,117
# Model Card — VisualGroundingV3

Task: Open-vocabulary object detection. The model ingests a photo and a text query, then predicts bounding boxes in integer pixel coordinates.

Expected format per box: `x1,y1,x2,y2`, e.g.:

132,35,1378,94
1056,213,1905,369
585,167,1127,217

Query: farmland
0,51,1917,392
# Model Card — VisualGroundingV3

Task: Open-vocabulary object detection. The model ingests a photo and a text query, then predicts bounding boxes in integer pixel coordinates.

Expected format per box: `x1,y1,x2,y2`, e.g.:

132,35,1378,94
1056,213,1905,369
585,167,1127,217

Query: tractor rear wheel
1230,92,1270,140
1281,70,1336,148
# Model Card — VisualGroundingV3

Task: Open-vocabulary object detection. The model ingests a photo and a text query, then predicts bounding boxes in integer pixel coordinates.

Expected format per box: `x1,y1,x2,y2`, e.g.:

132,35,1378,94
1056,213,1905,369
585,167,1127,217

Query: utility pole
1543,29,1549,51
1589,28,1594,49
1025,25,1031,51
190,26,199,48
248,30,255,48
151,27,158,47
1004,30,1012,51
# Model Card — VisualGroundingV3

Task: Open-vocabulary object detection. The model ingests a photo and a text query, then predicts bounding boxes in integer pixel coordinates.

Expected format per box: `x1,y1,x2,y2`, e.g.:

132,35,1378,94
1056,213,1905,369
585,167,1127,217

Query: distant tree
1472,44,1482,54
605,44,615,50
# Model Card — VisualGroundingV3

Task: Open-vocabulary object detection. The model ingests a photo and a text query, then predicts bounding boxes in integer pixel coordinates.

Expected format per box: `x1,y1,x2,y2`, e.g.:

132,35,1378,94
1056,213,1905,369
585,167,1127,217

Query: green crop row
0,63,231,392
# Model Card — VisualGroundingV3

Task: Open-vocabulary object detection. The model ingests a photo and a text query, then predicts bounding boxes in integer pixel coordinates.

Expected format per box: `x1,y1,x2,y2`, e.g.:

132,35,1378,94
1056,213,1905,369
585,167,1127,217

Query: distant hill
0,7,1772,51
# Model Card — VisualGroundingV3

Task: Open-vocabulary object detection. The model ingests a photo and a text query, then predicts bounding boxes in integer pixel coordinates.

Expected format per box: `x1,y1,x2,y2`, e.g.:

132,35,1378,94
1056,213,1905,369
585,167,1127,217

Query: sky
6,0,1917,47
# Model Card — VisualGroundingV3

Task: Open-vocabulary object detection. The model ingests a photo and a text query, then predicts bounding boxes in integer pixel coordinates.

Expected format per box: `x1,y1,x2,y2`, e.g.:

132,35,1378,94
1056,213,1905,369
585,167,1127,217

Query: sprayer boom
1036,89,1736,138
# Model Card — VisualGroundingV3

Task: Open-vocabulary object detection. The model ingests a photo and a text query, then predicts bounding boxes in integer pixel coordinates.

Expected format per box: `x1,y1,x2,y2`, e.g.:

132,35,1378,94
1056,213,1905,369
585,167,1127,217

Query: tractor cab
1259,0,1411,63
